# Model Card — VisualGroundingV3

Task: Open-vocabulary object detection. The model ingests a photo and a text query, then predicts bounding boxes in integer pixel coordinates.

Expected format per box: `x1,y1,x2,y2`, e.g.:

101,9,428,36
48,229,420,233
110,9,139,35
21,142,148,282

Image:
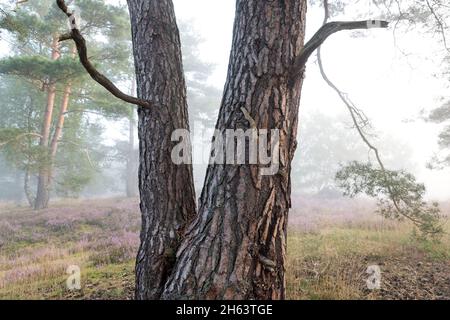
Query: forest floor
0,197,449,300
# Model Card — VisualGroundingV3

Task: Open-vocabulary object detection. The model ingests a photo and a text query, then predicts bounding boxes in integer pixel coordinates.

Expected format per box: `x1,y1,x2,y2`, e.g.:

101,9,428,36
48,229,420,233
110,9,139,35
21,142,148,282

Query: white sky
1,0,448,200
171,0,450,200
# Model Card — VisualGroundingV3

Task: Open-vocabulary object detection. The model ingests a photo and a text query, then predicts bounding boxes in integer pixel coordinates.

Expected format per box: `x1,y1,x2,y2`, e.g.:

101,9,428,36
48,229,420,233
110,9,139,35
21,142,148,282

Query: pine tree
0,0,134,208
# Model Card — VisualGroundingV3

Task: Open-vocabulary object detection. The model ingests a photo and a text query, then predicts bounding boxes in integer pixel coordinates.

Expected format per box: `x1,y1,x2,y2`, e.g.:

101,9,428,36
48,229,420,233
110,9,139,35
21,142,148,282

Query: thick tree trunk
162,0,307,300
127,0,197,300
35,35,61,210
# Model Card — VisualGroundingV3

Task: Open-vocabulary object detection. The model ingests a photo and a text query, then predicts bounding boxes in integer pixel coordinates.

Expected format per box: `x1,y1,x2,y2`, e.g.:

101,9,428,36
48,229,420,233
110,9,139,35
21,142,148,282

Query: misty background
0,0,449,205
1,0,450,301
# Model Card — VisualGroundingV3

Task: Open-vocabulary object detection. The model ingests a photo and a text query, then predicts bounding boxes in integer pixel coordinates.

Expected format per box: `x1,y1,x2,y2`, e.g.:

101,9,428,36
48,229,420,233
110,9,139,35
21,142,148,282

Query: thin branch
425,0,450,53
55,0,151,109
58,139,97,170
0,132,42,148
292,19,389,79
317,0,437,231
316,1,399,208
63,109,108,117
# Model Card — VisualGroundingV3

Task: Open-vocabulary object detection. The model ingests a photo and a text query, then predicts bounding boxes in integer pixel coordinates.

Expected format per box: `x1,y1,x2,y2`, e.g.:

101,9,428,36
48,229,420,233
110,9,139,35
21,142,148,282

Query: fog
171,0,450,200
0,0,449,203
1,0,450,302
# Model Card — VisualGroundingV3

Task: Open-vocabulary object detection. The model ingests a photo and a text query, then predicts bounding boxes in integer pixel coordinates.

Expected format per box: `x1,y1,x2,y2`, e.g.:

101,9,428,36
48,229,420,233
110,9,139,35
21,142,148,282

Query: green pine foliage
0,0,135,202
336,161,443,238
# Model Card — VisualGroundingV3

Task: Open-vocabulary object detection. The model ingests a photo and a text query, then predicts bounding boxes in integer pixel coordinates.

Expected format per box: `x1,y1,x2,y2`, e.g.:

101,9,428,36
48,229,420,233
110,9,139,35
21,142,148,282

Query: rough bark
34,35,61,210
127,0,197,300
162,0,307,300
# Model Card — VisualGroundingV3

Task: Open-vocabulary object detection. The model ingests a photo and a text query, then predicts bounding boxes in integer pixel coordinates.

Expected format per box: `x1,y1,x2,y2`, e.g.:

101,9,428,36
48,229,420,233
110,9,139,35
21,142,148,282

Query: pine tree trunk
24,167,35,207
47,82,71,182
162,0,307,300
47,46,76,190
127,0,197,300
49,84,71,161
34,35,61,210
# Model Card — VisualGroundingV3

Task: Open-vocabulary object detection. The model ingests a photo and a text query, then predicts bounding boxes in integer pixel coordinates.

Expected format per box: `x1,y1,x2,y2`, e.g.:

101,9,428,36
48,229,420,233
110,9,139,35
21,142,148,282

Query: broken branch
55,0,151,109
292,19,389,78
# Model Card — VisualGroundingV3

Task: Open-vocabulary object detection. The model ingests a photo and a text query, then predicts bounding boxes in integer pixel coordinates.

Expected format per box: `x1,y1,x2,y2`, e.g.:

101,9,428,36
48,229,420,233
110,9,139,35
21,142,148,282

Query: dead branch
55,0,151,109
316,0,441,232
0,132,42,148
292,18,389,78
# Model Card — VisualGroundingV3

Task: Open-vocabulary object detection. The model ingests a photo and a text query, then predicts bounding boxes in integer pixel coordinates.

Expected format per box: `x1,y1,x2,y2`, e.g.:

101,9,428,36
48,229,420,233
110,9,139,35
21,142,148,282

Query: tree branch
425,0,450,53
55,0,151,109
315,1,406,219
58,139,98,170
317,0,443,236
292,19,389,78
0,132,42,148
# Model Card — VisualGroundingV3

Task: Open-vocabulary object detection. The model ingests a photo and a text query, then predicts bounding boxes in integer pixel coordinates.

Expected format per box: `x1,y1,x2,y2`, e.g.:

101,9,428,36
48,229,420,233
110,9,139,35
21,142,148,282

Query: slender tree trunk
47,46,76,189
49,84,71,161
24,97,35,208
24,167,35,207
126,80,138,198
162,0,307,300
127,0,197,300
35,35,61,210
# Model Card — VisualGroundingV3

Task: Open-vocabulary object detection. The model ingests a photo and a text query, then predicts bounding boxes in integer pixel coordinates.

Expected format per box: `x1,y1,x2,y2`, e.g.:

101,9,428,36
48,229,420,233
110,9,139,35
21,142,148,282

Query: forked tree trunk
162,0,307,300
48,46,76,178
49,84,71,161
57,0,384,300
35,35,61,210
127,0,197,300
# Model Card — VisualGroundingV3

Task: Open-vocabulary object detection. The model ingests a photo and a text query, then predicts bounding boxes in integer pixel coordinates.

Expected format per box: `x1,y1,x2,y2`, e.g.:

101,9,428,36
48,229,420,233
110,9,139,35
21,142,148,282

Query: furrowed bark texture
163,0,307,300
127,0,197,300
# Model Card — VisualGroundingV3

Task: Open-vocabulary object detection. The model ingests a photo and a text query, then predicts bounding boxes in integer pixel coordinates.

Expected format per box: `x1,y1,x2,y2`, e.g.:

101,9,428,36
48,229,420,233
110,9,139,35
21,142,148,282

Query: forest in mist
0,0,449,302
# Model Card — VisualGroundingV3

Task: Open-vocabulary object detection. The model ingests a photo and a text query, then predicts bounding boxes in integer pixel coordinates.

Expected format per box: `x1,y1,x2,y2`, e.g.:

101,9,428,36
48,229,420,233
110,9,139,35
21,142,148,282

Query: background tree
115,23,223,198
293,111,415,197
428,100,450,168
314,0,445,237
0,0,134,208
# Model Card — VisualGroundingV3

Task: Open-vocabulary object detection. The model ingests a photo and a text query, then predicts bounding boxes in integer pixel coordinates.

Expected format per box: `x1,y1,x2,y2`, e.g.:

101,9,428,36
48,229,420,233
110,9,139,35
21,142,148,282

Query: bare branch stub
55,0,151,109
291,20,389,80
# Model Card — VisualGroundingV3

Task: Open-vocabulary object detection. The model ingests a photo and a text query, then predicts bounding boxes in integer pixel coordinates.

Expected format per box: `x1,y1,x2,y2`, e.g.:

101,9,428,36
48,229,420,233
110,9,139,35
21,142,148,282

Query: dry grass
0,198,139,299
286,197,450,300
0,197,449,300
